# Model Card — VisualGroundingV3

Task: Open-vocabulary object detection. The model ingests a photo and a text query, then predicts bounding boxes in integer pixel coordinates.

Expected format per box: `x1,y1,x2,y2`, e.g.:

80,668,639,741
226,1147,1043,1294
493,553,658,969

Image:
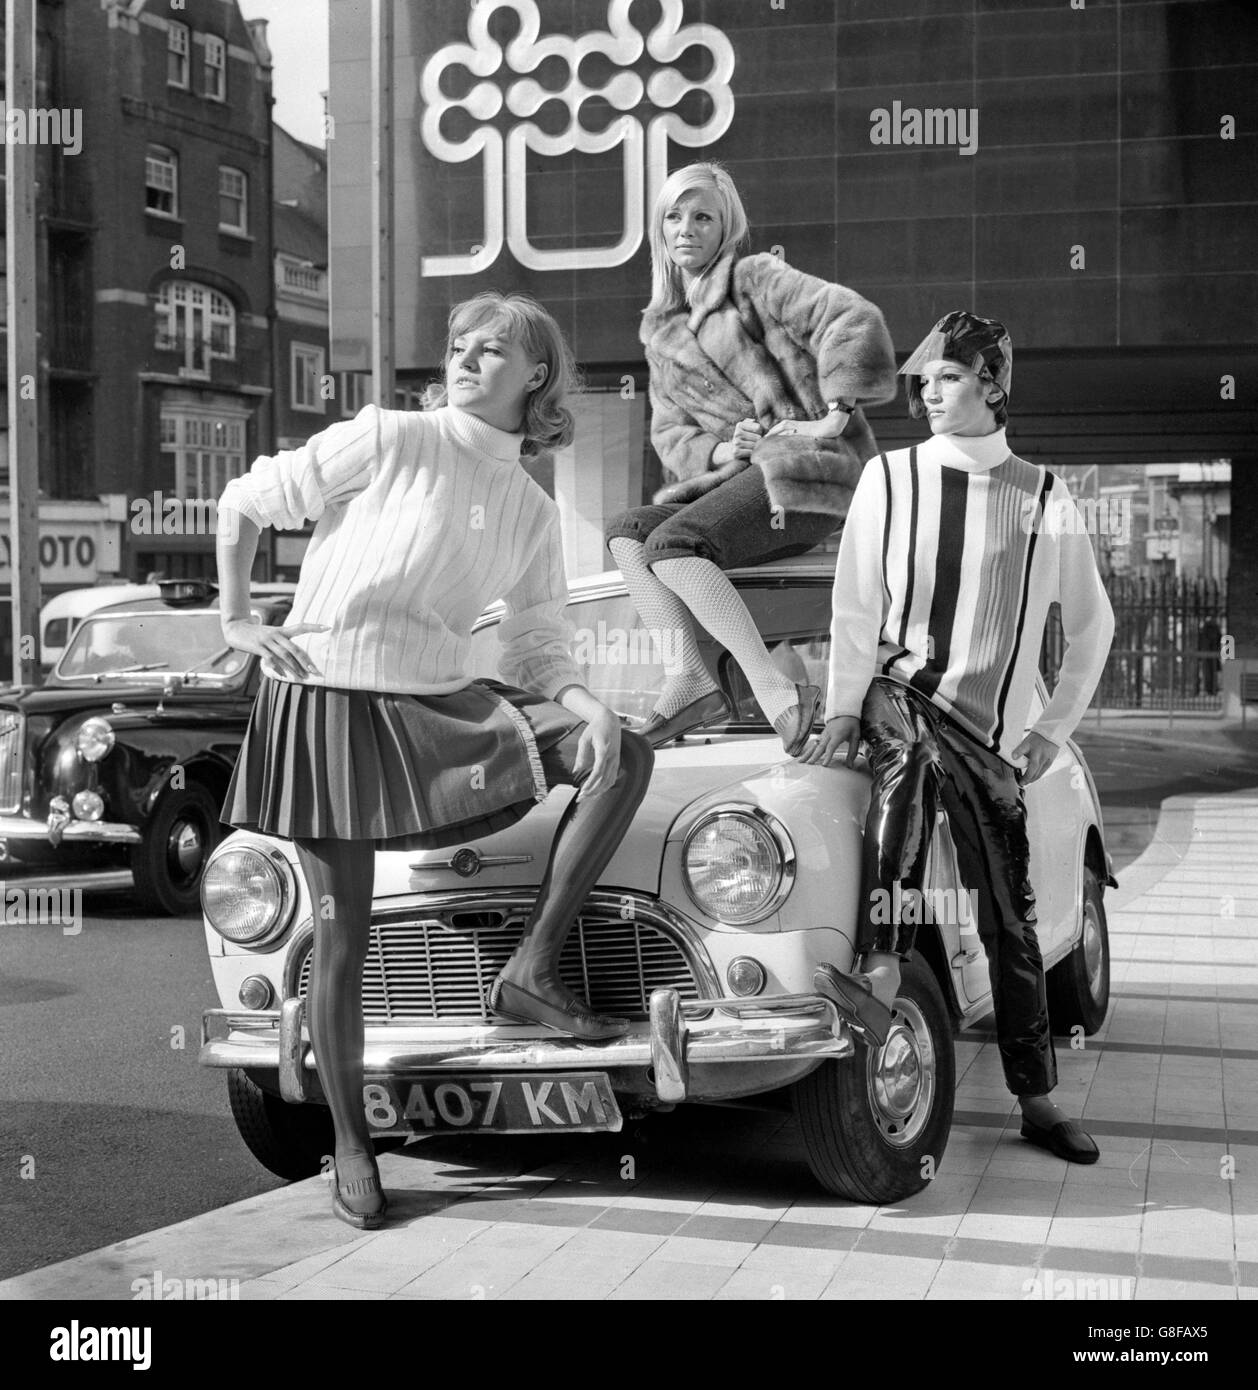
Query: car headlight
682,806,795,925
76,717,115,762
201,844,296,946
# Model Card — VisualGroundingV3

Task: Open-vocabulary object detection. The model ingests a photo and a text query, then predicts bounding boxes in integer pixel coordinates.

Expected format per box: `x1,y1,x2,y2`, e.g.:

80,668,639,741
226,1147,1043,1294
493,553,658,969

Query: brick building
0,0,276,618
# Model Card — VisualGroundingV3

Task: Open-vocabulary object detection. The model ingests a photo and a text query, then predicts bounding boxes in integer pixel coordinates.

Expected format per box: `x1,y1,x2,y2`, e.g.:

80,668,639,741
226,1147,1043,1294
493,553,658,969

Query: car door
1022,679,1079,961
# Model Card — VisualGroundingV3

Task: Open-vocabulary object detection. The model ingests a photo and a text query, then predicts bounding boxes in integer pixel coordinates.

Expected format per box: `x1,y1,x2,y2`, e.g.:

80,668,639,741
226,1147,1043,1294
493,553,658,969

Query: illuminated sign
419,0,735,276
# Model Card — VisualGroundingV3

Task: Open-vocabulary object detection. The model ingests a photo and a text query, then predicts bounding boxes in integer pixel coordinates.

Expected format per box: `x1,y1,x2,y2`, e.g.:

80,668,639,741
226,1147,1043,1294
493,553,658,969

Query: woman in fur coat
606,162,897,754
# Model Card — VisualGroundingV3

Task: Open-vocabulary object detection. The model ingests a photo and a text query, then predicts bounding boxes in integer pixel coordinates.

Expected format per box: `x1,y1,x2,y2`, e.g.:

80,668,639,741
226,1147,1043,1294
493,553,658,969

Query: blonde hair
425,292,580,458
646,162,749,315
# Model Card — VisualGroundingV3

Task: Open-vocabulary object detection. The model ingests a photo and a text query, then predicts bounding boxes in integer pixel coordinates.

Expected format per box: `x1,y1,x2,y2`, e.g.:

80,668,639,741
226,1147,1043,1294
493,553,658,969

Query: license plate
363,1073,622,1136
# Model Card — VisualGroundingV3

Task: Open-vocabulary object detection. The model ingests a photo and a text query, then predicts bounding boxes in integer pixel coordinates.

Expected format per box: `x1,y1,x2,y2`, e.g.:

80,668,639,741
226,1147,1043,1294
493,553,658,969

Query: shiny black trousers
856,678,1057,1097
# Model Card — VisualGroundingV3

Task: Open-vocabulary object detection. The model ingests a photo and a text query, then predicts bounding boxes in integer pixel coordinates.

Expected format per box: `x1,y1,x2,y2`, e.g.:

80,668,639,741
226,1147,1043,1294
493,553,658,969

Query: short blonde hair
426,292,580,458
646,162,749,315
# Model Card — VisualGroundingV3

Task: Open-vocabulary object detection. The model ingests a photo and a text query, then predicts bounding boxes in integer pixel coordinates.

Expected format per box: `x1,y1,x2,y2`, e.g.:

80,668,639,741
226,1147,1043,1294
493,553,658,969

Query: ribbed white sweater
217,404,585,699
826,428,1115,761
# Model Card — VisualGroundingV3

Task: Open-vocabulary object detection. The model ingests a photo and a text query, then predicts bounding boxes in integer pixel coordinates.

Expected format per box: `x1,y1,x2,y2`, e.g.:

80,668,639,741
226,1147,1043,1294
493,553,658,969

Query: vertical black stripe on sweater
895,447,919,651
992,469,1053,751
910,464,969,699
878,453,893,619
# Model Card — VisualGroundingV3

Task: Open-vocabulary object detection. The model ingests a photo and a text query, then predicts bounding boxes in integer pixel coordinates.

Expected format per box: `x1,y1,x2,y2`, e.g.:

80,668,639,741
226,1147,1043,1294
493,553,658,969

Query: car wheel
130,781,222,915
792,956,956,1204
227,1069,335,1181
1047,866,1110,1036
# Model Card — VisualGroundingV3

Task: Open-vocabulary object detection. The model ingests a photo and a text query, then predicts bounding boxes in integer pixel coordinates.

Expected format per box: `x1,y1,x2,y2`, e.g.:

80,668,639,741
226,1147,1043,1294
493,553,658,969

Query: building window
160,408,248,500
145,145,178,217
292,344,326,413
167,22,190,88
339,371,370,417
155,281,236,378
219,166,248,234
204,35,226,101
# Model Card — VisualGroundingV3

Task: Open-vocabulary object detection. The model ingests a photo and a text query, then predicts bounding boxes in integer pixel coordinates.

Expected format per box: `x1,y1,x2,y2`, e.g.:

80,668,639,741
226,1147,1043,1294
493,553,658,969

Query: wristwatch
826,399,856,415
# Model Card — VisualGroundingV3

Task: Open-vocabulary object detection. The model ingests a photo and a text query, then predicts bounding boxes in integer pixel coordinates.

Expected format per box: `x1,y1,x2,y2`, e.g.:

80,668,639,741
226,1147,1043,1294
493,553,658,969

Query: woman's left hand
573,705,622,800
765,410,850,442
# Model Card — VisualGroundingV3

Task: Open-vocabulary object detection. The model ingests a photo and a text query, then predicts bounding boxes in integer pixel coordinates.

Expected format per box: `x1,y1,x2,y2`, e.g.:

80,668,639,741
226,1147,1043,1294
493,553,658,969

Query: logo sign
420,0,735,276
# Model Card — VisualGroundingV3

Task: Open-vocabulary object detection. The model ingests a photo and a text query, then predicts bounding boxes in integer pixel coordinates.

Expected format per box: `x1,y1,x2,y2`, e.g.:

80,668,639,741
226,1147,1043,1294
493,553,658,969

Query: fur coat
641,252,897,516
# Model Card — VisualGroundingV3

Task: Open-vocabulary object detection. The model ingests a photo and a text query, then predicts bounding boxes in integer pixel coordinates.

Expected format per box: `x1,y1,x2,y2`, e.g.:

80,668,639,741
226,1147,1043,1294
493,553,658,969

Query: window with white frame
155,281,236,377
292,344,326,413
160,407,248,501
339,371,370,417
204,35,226,101
145,145,178,217
167,22,189,88
219,166,247,234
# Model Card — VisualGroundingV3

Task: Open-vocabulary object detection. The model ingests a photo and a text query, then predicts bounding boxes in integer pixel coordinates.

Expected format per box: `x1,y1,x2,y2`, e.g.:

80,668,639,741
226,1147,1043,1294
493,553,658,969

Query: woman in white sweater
216,293,653,1230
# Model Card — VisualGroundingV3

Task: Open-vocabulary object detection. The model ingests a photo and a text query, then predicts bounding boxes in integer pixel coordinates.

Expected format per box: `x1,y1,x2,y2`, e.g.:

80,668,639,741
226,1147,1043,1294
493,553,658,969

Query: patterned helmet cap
899,310,1013,418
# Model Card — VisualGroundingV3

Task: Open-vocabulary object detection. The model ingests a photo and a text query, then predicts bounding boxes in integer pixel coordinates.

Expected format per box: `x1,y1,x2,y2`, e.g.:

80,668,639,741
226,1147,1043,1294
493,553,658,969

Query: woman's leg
608,536,718,718
496,730,654,1037
293,836,383,1218
650,556,800,724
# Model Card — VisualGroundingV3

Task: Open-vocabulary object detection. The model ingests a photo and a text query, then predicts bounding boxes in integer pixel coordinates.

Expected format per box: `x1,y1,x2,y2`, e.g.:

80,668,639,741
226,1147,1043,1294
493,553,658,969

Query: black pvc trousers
856,677,1058,1097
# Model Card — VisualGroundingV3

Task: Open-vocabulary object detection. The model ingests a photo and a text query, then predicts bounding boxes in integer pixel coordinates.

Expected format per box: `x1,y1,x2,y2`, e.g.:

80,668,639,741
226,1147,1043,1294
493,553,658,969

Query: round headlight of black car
76,717,115,762
202,844,296,946
682,806,796,926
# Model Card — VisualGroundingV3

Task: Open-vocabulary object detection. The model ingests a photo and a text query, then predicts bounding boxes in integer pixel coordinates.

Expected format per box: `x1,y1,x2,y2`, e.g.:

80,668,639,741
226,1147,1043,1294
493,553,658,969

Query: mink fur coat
641,251,897,516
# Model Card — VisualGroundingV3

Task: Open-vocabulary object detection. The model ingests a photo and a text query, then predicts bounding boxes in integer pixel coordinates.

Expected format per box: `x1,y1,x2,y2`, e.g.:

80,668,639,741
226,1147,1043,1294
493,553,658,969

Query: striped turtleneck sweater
826,428,1115,762
217,404,585,699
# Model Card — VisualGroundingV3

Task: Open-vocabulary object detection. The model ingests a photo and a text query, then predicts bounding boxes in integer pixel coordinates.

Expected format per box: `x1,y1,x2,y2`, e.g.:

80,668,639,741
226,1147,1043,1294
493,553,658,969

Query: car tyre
227,1069,336,1181
1047,866,1110,1036
792,955,956,1204
130,781,222,915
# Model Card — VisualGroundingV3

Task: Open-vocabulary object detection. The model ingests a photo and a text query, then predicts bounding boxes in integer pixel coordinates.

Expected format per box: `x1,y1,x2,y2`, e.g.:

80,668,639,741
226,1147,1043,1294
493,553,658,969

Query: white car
199,555,1113,1204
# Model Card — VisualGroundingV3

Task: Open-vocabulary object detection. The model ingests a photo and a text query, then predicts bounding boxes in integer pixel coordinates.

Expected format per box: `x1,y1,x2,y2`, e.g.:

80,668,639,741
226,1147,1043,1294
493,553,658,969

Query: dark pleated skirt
222,676,586,851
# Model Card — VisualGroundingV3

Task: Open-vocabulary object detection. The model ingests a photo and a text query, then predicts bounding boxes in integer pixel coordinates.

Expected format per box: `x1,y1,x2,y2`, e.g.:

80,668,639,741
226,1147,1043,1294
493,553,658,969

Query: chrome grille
295,906,701,1024
0,713,24,813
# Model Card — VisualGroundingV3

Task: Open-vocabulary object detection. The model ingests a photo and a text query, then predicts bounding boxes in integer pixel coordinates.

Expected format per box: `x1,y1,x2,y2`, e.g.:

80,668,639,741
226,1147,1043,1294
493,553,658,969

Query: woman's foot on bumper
490,975,629,1041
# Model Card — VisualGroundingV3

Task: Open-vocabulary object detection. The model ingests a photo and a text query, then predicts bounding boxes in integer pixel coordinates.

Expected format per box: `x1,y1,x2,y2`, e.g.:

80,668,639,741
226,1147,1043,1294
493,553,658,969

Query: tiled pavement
3,789,1256,1302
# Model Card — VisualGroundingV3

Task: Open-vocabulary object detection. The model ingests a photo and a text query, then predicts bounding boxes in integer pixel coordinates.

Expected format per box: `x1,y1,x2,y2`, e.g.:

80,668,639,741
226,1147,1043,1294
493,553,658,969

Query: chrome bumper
200,989,856,1106
0,811,141,846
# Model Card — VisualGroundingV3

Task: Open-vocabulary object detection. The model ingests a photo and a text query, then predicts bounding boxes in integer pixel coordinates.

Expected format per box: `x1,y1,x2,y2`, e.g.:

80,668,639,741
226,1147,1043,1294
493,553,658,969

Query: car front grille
0,713,24,814
293,901,704,1024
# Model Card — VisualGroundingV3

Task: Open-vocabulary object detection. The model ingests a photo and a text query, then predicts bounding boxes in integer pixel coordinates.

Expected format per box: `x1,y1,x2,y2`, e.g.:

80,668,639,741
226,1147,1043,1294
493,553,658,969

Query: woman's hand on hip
573,705,622,800
221,617,328,681
798,714,862,766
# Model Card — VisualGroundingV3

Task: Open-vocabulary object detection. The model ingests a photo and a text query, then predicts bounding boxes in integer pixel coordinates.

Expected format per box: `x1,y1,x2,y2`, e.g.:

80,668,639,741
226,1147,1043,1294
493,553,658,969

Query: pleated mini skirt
222,676,586,851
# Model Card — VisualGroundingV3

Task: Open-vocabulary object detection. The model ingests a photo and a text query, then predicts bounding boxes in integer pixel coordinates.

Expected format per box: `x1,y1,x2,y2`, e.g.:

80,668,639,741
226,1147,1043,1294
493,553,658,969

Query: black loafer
637,689,731,746
774,683,822,757
489,977,629,1041
1020,1116,1100,1164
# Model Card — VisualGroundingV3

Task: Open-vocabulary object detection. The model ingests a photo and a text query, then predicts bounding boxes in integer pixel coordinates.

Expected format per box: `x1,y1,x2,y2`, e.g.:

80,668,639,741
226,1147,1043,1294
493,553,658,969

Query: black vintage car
0,579,293,914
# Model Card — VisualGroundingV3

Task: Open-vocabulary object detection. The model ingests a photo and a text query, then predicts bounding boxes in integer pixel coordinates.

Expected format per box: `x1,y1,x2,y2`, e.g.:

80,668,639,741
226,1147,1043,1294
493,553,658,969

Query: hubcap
169,817,205,881
1083,901,1105,1000
865,997,936,1147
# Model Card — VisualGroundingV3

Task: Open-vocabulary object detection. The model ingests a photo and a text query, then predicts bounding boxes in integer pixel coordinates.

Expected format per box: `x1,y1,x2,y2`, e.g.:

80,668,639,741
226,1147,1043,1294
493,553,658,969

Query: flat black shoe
813,963,894,1048
489,977,630,1041
636,689,731,746
1019,1116,1100,1164
331,1166,388,1230
774,683,822,757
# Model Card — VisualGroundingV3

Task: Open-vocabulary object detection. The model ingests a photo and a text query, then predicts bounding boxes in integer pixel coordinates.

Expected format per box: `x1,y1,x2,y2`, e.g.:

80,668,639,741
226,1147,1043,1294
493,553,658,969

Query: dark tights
293,729,653,1211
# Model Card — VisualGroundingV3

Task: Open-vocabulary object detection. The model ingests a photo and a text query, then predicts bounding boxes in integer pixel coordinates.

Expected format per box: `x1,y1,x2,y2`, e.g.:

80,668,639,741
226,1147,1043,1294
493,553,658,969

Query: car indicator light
238,975,275,1010
71,790,104,821
727,957,766,996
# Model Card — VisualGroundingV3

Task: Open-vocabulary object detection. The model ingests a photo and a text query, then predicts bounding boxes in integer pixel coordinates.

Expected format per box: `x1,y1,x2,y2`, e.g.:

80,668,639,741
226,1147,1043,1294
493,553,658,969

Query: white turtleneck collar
441,404,524,462
918,427,1010,473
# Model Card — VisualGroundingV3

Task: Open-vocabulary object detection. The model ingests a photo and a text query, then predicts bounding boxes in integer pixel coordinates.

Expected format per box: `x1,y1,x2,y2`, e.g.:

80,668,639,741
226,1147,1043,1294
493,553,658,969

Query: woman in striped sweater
803,311,1114,1165
216,293,653,1229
